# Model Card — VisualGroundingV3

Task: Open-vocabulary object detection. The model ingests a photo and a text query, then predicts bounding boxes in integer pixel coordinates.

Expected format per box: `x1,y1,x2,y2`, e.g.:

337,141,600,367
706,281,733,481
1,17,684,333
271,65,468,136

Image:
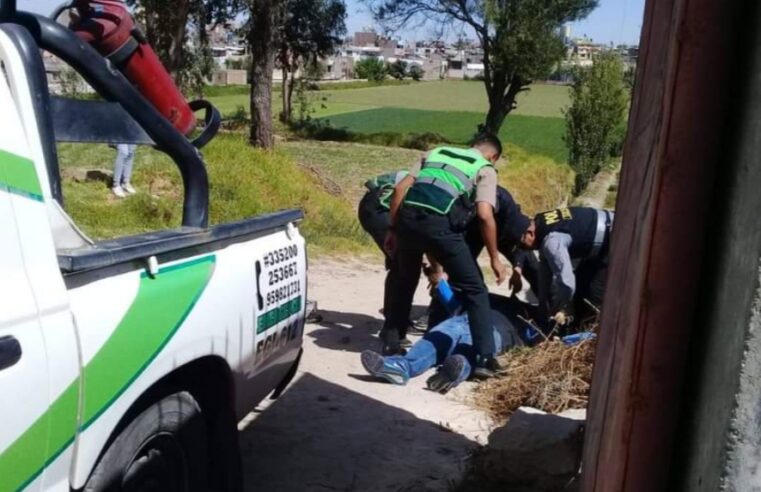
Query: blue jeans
113,144,136,187
386,314,504,379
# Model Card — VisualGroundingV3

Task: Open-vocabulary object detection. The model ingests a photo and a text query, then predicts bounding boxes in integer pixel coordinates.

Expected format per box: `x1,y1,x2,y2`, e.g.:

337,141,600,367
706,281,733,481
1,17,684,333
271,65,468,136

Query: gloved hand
509,267,523,294
551,311,571,326
383,230,397,256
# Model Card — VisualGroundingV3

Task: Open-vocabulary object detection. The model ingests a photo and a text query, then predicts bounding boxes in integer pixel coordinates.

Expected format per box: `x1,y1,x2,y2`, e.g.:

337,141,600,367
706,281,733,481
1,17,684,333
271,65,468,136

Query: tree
354,58,386,82
368,0,598,134
245,0,279,147
387,59,407,80
565,53,629,194
408,64,424,81
277,0,347,123
128,1,241,83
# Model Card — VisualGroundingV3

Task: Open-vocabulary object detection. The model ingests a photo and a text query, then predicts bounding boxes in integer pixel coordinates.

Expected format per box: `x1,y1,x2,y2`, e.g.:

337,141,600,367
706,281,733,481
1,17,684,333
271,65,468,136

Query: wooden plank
581,0,739,489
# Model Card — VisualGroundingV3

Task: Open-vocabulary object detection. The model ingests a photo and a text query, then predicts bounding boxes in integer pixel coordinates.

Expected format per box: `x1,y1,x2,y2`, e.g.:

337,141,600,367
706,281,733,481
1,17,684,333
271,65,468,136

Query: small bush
408,64,425,81
386,59,408,80
354,58,386,82
288,119,448,151
222,105,250,131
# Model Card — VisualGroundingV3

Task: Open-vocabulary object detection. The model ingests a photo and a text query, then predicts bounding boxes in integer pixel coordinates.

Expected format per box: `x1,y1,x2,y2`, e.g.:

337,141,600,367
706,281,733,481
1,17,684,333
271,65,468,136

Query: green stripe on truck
0,149,43,202
0,255,215,492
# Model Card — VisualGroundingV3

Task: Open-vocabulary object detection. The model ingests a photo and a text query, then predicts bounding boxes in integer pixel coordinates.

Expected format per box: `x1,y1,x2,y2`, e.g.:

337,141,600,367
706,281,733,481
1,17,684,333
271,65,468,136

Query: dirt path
238,258,495,492
573,164,620,209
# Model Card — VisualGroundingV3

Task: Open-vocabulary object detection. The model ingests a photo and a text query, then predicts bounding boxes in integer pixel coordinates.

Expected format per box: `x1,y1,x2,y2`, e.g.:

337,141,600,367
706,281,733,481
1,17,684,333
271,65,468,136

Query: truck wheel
85,391,209,492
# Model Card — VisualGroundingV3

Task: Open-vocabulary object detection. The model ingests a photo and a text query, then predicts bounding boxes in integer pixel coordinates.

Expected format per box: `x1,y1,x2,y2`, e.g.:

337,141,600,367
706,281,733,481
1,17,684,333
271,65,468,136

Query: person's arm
383,174,415,255
541,232,575,315
474,168,507,284
388,175,414,228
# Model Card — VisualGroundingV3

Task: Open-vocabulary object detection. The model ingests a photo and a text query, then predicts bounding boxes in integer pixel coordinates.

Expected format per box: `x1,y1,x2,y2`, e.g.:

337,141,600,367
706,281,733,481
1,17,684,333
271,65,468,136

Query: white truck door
0,146,50,492
0,37,80,491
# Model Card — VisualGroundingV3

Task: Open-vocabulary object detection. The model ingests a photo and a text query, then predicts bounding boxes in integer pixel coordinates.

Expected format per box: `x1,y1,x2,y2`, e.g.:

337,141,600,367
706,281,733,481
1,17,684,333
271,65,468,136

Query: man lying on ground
360,296,534,394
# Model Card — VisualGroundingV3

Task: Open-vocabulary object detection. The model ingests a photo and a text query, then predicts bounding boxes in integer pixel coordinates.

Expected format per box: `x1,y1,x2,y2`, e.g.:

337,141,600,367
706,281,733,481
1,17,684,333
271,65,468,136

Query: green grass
319,107,567,163
280,140,420,204
207,81,569,118
281,139,574,216
58,135,371,252
320,81,569,118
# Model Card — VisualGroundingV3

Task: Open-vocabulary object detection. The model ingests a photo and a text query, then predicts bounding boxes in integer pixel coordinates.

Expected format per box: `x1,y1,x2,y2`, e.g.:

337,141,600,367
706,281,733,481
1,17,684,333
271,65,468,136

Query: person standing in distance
383,133,508,379
112,143,137,198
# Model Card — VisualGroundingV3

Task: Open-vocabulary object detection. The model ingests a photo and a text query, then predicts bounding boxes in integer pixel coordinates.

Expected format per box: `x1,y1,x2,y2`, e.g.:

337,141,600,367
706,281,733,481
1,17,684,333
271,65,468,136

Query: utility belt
589,210,614,259
403,194,476,232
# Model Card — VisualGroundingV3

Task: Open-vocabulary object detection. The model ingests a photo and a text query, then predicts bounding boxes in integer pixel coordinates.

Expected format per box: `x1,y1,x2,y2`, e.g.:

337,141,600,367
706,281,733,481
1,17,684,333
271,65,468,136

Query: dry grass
474,339,596,422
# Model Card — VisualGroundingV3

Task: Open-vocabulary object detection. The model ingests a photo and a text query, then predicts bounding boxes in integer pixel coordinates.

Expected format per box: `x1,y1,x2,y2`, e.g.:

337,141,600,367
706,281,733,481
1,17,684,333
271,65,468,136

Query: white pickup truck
0,6,306,492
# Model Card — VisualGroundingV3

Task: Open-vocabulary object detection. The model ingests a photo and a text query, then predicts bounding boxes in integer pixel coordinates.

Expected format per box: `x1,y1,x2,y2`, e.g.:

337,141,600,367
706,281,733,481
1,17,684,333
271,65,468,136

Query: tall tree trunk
479,74,526,135
286,69,296,121
248,0,277,148
481,105,508,135
140,0,191,74
280,67,290,123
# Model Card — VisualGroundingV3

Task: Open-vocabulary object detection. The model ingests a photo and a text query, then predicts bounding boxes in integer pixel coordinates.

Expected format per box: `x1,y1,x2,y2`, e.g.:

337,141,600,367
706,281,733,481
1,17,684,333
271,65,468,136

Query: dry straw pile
475,339,596,422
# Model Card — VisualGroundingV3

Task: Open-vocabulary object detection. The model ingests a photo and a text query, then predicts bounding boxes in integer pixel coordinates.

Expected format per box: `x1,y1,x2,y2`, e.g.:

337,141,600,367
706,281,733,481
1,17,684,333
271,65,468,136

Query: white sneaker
112,186,127,198
122,183,137,194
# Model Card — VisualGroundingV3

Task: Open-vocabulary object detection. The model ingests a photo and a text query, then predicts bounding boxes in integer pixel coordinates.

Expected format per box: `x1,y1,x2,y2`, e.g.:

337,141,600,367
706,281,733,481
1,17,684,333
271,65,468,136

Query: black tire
85,391,209,492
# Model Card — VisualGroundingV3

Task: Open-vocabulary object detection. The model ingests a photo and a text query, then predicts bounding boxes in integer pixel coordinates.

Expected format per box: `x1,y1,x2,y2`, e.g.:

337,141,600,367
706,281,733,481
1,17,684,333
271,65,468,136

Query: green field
318,81,569,118
207,81,570,163
320,108,566,164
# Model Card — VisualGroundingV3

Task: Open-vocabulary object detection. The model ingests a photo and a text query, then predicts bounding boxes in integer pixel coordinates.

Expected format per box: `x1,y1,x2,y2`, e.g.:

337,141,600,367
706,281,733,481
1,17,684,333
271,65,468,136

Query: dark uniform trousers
358,190,420,339
387,206,496,357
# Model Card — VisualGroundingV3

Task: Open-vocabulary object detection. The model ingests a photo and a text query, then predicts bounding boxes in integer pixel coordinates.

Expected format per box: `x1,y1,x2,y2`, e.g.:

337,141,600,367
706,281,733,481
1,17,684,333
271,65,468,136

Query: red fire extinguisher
69,0,196,136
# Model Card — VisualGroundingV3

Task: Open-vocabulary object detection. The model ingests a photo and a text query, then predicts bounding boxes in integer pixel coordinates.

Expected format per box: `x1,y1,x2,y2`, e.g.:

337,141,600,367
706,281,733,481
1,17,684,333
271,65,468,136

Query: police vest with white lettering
403,146,493,215
535,207,602,258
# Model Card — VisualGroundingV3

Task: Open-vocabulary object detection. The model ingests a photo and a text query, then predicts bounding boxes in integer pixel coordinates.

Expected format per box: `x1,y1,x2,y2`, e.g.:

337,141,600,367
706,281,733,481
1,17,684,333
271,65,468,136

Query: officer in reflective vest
384,134,508,378
358,170,420,351
513,207,614,330
426,185,540,330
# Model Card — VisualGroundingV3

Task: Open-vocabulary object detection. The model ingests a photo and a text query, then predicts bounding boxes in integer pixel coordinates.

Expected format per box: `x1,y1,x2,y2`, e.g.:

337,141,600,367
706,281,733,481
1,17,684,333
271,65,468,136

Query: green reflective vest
403,146,493,215
365,170,408,210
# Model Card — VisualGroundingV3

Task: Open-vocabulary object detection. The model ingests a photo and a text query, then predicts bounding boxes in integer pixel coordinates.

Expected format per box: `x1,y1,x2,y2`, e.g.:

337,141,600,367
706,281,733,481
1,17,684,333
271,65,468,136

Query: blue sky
23,0,645,45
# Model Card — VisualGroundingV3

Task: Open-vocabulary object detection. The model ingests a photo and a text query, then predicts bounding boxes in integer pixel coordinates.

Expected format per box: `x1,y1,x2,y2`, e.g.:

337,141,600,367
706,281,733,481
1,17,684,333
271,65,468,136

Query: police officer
359,171,408,251
358,170,420,354
425,185,540,329
514,207,614,330
384,134,508,378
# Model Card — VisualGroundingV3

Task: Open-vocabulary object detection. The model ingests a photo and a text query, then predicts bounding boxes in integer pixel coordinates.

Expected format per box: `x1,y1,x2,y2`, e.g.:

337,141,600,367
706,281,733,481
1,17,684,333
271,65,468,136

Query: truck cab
0,5,306,491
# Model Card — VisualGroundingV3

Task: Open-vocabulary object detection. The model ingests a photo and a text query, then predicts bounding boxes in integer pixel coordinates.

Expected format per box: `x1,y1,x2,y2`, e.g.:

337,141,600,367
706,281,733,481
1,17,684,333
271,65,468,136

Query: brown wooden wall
580,0,743,489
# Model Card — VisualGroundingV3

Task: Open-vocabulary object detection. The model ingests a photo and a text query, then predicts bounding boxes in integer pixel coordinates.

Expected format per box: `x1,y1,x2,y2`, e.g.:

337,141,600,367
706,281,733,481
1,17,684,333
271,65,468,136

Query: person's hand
427,269,448,290
509,267,523,294
552,311,570,326
383,230,398,256
491,258,508,285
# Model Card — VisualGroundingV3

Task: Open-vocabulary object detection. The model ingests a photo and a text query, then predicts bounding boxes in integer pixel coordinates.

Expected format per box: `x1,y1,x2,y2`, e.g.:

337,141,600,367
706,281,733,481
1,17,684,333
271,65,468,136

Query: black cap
505,213,531,244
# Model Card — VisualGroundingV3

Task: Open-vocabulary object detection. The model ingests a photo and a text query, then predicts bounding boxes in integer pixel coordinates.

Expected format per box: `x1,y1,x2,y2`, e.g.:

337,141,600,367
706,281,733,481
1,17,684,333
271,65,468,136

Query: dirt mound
475,339,596,422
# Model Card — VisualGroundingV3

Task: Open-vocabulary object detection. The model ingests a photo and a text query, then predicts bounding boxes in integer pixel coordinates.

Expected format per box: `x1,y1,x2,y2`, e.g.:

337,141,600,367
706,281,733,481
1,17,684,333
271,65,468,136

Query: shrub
565,53,629,194
408,64,425,81
222,105,249,131
354,58,386,82
386,59,408,80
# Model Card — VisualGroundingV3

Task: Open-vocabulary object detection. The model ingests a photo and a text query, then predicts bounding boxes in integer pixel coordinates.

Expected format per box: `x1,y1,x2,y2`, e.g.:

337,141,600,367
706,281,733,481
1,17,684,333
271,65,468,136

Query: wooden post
581,0,744,489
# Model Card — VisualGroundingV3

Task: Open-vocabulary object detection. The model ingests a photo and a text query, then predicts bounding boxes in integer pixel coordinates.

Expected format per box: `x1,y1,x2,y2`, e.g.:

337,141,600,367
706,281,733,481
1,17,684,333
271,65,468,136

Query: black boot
471,356,507,380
